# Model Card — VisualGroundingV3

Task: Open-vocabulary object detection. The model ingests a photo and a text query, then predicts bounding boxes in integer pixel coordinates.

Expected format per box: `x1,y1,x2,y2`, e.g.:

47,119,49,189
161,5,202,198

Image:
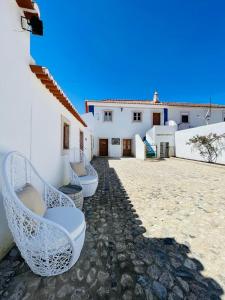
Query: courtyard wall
175,122,225,164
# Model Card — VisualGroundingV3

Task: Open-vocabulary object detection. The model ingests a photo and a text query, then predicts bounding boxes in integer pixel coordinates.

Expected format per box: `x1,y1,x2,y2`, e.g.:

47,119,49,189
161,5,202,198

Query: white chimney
153,91,160,103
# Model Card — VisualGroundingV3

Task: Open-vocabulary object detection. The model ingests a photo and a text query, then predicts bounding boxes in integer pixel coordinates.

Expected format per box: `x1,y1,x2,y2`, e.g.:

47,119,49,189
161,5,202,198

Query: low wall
175,122,225,164
146,126,176,158
135,134,146,160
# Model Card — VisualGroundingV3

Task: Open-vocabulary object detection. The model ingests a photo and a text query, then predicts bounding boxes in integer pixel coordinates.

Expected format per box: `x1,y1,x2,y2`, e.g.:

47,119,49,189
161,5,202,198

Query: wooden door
153,113,161,125
80,131,84,151
99,139,108,156
123,139,132,156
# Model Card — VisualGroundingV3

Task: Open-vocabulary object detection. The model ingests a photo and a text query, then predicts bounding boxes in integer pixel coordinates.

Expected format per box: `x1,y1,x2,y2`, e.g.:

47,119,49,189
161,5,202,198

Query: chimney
153,90,160,104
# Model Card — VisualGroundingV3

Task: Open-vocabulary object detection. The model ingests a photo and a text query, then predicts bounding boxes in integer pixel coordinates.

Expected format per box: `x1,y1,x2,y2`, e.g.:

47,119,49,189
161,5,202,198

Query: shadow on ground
0,157,223,299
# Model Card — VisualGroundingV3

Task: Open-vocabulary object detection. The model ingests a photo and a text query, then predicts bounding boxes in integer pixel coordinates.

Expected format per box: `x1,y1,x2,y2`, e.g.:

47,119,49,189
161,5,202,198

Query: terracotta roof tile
30,65,87,127
86,99,225,108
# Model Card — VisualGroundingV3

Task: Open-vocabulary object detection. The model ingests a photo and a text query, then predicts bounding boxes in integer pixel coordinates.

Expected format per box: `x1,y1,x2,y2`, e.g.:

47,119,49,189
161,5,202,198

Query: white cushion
45,207,85,240
70,162,87,177
17,183,46,216
79,175,97,185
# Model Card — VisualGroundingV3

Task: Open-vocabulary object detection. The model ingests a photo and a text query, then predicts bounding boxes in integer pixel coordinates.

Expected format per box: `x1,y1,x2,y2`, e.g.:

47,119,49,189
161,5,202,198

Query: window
133,112,142,122
61,116,71,154
181,113,189,123
63,123,70,150
104,111,112,121
223,111,225,122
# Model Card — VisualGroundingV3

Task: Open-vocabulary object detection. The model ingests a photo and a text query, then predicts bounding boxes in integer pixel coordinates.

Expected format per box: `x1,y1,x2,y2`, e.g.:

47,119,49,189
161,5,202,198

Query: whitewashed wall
135,134,146,160
91,104,164,156
87,102,225,157
93,104,164,138
82,113,95,161
0,0,87,259
83,129,93,162
146,126,176,157
175,122,225,164
169,107,225,128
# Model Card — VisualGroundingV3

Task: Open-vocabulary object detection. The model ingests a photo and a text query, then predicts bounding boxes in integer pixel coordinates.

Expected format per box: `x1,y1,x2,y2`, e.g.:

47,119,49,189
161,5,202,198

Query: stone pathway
108,157,225,296
0,158,223,299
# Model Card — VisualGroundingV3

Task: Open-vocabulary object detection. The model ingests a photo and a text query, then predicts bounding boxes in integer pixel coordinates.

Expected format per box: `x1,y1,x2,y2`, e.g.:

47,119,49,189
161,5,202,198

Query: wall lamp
21,15,43,36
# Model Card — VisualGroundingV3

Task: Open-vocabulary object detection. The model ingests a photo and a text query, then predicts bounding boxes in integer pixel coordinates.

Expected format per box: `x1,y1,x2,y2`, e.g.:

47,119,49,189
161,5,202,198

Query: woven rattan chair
69,148,98,197
1,151,86,276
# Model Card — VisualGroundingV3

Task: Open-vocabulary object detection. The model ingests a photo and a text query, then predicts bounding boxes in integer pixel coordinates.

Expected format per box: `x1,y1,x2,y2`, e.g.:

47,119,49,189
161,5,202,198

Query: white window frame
133,111,142,122
103,110,113,122
181,112,189,123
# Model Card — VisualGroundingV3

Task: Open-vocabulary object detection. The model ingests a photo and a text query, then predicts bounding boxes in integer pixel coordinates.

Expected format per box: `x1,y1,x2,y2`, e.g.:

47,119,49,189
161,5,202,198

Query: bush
187,133,225,163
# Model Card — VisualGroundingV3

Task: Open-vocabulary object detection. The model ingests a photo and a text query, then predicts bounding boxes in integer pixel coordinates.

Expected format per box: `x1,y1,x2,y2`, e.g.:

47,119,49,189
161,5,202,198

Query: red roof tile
30,65,87,127
86,99,225,108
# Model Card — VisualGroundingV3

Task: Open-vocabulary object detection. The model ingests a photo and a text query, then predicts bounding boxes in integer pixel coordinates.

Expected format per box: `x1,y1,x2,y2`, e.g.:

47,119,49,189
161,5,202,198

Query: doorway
123,139,132,156
153,113,161,126
160,142,169,158
99,139,108,156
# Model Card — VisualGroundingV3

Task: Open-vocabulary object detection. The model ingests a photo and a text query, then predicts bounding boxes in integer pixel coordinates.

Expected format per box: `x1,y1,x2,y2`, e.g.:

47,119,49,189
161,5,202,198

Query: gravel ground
0,157,224,299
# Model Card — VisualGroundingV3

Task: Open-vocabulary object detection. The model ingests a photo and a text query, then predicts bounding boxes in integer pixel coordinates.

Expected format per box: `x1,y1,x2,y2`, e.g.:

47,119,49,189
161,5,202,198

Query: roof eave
30,65,87,127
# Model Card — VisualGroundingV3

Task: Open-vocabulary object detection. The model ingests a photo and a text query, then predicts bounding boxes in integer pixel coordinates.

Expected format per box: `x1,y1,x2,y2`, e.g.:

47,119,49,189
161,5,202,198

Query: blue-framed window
164,108,168,125
89,105,94,115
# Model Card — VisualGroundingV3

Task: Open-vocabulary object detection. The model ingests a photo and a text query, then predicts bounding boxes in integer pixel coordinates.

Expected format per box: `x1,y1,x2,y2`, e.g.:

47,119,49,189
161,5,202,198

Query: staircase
143,137,156,158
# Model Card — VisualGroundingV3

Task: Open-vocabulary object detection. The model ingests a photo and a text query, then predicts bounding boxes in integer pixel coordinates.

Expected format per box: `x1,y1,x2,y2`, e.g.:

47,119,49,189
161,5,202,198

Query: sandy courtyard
109,157,225,295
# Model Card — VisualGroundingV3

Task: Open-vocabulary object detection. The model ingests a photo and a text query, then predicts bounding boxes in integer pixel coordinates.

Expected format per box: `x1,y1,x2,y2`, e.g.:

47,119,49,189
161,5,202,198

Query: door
160,142,169,158
153,113,161,125
99,139,108,156
123,139,132,156
80,131,84,151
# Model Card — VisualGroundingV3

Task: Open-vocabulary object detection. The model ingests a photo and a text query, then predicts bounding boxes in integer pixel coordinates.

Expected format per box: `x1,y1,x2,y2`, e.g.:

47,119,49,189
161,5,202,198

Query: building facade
85,93,225,159
0,0,92,259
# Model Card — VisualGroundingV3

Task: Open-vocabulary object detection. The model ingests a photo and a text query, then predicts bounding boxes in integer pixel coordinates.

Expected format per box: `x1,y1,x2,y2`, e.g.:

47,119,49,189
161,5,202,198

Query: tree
187,133,225,163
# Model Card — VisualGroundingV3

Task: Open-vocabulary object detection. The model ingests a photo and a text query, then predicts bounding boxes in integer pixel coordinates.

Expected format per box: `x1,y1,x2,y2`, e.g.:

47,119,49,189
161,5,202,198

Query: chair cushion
70,162,87,177
79,175,97,185
17,183,46,216
44,207,85,240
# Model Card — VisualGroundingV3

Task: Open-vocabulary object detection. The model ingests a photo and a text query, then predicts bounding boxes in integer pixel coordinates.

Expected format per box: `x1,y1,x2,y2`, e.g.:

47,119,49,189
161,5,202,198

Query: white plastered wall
86,102,225,158
135,134,146,160
175,122,225,164
0,0,87,259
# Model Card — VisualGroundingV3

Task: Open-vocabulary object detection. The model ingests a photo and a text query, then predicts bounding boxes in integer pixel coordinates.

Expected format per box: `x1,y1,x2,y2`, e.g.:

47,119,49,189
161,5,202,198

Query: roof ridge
86,99,225,108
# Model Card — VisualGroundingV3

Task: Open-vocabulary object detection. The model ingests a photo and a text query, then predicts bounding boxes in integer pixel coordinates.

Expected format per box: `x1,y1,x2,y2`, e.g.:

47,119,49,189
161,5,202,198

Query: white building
85,92,225,159
1,0,225,262
0,0,92,259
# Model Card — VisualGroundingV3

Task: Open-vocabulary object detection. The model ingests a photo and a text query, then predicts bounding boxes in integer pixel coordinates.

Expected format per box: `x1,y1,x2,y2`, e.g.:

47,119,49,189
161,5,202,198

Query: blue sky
32,0,225,113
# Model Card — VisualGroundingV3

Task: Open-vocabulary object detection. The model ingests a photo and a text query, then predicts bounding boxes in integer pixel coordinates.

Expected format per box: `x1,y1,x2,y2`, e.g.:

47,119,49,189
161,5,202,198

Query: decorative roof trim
30,65,87,127
86,99,225,109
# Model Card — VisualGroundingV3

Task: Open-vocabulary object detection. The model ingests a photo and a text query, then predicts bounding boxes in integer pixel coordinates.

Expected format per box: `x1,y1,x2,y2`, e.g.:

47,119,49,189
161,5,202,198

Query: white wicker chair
69,148,98,198
1,151,86,276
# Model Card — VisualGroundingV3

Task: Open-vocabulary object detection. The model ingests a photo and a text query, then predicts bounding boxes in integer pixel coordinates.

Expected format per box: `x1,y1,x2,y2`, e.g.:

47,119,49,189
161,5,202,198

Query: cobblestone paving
0,158,224,299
